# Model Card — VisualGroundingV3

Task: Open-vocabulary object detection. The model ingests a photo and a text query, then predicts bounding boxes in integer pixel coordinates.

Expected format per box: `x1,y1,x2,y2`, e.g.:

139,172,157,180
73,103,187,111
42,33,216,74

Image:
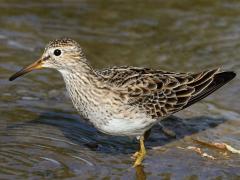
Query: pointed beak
9,58,44,81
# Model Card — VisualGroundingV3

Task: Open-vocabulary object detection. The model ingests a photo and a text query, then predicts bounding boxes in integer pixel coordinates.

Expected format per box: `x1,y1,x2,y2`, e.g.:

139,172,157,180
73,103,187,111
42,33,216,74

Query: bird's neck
59,62,104,119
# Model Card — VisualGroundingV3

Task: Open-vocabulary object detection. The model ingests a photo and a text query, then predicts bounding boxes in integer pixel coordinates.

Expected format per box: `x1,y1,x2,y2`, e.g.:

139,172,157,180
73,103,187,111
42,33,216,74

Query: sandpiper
9,38,236,167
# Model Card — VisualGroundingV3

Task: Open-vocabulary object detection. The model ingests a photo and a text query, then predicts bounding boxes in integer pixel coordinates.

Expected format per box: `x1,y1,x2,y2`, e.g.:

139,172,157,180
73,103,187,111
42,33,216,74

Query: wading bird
9,38,236,167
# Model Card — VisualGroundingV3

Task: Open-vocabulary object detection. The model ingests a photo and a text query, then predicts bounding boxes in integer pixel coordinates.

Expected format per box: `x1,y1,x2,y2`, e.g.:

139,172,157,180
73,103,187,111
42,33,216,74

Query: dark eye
54,49,61,56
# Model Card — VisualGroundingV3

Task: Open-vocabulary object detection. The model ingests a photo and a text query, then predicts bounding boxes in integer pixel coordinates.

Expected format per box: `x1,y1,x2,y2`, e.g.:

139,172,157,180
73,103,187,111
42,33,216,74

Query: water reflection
7,112,227,154
4,111,230,179
135,165,146,180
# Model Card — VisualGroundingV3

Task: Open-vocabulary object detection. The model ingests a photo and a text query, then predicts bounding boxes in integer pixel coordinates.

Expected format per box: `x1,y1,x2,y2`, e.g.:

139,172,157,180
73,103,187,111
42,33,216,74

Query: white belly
91,112,157,137
72,101,157,137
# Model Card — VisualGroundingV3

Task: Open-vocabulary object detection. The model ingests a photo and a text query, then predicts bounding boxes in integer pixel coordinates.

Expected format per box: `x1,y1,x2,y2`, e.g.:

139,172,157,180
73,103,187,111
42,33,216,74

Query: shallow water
0,1,240,179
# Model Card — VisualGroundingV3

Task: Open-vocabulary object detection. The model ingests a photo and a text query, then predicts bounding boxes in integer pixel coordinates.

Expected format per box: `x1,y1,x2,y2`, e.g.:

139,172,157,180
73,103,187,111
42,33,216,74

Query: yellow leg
133,136,146,167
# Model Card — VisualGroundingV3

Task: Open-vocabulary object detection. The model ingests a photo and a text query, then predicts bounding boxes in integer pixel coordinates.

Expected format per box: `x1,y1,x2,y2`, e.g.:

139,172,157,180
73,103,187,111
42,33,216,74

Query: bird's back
97,66,236,119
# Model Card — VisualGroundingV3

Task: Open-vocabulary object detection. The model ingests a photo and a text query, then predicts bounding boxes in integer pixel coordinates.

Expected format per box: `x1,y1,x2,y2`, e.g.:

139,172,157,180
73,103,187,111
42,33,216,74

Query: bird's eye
54,49,61,56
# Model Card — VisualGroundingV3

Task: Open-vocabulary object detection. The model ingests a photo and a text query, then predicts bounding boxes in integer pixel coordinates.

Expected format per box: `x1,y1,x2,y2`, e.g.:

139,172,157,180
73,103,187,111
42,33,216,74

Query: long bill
9,59,43,81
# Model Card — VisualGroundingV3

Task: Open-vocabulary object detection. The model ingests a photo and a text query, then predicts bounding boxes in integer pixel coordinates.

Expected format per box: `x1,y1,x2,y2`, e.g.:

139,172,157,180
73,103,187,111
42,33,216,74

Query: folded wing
98,66,236,119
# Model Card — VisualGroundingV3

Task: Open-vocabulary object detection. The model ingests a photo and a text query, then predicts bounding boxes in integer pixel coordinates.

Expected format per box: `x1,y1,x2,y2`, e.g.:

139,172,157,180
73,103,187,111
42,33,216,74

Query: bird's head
9,38,86,81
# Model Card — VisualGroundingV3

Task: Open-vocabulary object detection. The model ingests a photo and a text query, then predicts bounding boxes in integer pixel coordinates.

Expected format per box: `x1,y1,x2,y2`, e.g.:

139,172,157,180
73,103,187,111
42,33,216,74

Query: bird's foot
162,127,176,138
131,151,140,160
132,150,146,167
158,122,176,138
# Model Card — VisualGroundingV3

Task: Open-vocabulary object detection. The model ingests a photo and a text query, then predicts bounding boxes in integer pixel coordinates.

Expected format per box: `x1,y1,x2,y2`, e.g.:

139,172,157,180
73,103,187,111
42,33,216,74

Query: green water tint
0,1,239,179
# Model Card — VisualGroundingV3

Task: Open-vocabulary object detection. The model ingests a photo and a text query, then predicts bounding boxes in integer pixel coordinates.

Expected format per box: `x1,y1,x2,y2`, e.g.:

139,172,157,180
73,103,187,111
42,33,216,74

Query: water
0,1,240,179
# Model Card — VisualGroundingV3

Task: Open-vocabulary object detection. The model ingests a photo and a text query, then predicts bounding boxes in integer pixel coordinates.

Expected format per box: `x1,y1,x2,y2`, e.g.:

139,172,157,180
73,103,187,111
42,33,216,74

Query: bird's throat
59,67,103,120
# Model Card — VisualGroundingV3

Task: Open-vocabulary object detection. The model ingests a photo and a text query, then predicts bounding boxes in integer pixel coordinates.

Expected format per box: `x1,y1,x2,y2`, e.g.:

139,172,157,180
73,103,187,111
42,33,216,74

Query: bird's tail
183,71,236,108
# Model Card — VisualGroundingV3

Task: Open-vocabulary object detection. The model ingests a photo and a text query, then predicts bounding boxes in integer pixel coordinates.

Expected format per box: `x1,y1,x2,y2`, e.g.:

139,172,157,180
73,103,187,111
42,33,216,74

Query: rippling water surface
0,1,240,179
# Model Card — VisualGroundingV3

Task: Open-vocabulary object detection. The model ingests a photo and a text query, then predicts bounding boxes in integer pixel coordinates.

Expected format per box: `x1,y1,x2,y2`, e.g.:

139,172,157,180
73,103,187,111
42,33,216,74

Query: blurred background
0,0,239,179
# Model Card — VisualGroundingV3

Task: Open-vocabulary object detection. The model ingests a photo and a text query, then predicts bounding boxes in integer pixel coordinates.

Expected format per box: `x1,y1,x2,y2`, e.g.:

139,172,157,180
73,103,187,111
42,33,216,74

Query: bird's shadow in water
7,111,227,155
7,112,227,180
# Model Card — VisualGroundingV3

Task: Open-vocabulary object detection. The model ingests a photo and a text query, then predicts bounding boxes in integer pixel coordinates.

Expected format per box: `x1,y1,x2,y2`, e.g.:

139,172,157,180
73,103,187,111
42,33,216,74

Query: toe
131,151,139,159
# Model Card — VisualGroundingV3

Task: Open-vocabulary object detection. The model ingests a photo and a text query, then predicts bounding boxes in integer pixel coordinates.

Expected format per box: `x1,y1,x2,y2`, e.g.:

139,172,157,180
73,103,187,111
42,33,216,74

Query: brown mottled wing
98,67,235,119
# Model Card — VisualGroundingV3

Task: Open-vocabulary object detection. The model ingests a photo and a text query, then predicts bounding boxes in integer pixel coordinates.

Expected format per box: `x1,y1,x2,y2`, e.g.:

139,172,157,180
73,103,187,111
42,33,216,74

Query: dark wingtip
215,71,236,82
183,71,236,109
